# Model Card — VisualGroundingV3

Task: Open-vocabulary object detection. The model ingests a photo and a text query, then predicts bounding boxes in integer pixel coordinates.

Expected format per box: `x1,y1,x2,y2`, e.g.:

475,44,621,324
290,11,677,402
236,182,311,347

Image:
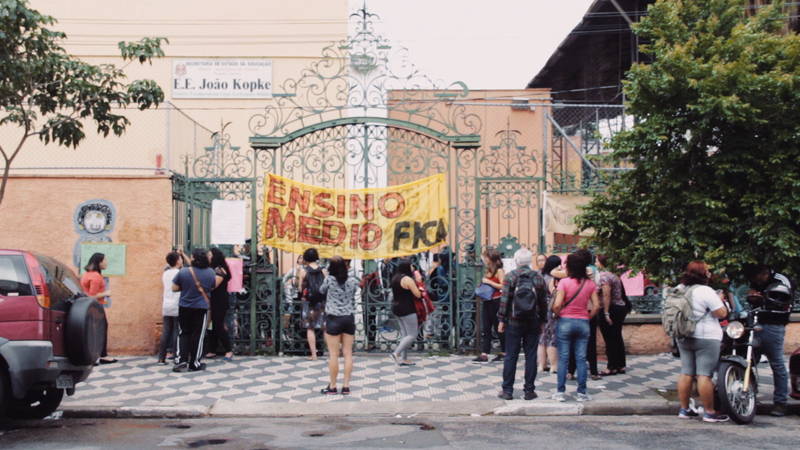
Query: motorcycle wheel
717,361,757,424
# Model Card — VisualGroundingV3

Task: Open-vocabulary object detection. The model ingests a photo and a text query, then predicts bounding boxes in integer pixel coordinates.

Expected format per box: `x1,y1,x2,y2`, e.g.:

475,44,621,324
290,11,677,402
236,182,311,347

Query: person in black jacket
744,264,795,417
497,248,548,400
207,248,233,361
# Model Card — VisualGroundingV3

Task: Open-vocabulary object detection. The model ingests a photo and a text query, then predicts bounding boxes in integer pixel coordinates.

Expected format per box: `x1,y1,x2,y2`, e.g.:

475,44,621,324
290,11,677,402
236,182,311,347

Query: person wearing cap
744,264,795,417
496,248,548,400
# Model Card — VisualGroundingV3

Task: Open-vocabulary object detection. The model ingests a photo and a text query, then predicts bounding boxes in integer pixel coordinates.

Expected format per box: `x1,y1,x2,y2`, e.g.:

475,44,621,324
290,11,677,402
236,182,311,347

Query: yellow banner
261,173,449,259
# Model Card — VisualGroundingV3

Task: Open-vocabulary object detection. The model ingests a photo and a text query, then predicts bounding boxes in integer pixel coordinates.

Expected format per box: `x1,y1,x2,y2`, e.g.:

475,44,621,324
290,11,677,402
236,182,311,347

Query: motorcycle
716,307,762,424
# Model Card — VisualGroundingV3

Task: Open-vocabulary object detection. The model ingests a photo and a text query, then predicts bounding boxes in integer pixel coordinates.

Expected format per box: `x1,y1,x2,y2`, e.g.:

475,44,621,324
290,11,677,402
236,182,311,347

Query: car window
0,254,34,296
36,255,83,309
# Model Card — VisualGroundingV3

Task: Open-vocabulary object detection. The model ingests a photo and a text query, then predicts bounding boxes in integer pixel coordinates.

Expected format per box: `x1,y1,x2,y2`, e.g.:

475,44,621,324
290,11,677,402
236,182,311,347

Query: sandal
591,374,603,381
320,385,338,395
599,370,618,376
341,387,351,396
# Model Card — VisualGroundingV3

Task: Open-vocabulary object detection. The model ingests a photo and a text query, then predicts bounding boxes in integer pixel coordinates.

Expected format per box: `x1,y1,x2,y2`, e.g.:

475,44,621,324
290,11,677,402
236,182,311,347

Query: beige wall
5,0,349,174
0,176,172,353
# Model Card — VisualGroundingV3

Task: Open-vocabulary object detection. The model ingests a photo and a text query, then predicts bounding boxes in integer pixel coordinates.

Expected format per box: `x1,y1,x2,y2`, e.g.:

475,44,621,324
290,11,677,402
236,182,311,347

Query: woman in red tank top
80,252,116,364
474,249,506,363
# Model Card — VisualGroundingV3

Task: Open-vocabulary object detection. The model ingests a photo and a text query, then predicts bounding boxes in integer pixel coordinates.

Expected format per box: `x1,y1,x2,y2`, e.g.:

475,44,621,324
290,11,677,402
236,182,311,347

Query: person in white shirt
675,261,729,423
158,250,185,364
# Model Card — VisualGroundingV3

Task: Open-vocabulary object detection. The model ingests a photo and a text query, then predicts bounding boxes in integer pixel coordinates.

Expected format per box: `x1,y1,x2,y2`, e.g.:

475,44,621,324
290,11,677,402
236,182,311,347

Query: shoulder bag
552,279,586,319
188,267,211,307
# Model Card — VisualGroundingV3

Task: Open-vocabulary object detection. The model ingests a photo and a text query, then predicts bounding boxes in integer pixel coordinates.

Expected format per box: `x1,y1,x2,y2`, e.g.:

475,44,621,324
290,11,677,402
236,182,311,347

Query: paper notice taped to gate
261,173,449,259
211,200,247,245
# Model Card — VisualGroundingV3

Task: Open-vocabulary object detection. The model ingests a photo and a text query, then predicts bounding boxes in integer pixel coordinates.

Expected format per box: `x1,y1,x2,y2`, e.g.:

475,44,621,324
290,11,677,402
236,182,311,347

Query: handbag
552,279,586,319
620,280,633,314
474,283,496,301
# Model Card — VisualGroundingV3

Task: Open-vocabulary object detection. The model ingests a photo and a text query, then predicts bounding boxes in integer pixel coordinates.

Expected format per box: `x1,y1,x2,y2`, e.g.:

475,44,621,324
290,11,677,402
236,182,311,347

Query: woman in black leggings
207,248,234,361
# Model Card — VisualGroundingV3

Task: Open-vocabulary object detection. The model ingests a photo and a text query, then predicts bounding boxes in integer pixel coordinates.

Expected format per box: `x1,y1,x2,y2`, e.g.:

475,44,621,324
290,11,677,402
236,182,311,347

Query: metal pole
249,177,258,355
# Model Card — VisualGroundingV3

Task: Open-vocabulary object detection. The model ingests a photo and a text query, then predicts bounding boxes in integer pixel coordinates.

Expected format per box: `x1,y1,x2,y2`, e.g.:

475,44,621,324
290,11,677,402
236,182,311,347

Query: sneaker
678,408,699,419
576,393,591,402
491,354,504,362
770,404,787,417
188,363,207,372
472,355,489,363
341,387,351,396
702,412,730,423
524,391,538,401
497,391,513,400
551,392,567,402
172,362,189,373
321,386,338,395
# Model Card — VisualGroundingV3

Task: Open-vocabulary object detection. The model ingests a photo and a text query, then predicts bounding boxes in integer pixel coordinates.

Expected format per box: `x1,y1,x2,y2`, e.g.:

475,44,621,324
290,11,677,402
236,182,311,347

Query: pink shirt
557,277,596,320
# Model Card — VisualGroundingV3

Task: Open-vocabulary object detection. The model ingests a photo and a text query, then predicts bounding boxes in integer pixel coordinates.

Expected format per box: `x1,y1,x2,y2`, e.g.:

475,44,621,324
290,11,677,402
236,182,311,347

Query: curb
59,400,799,419
493,399,677,416
62,405,209,419
210,400,503,418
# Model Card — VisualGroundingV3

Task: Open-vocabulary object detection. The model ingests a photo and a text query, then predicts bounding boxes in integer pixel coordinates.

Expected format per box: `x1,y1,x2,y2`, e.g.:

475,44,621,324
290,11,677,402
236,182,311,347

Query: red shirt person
80,252,116,364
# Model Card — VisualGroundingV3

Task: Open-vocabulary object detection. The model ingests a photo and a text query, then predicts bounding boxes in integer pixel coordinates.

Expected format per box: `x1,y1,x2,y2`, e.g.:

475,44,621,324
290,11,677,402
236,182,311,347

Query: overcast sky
362,0,595,89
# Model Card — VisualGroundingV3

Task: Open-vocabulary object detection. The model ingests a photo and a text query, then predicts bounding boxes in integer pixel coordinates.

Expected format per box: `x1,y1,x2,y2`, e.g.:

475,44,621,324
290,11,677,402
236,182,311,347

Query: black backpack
512,271,539,318
304,267,326,305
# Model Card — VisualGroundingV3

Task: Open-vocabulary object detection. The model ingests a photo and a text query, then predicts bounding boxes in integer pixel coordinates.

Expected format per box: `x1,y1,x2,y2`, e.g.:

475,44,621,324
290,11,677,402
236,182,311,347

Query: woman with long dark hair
474,248,505,363
318,256,359,395
80,252,116,364
537,254,562,374
207,248,234,361
390,259,422,366
551,249,599,402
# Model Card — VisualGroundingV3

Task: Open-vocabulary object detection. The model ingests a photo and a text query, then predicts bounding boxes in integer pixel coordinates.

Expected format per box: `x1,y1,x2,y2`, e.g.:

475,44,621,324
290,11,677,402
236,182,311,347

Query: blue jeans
502,319,540,395
757,324,788,405
557,318,590,394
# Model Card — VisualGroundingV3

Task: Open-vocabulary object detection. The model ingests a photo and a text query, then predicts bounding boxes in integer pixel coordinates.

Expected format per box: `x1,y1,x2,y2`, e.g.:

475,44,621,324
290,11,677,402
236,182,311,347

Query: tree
0,0,167,205
577,0,800,282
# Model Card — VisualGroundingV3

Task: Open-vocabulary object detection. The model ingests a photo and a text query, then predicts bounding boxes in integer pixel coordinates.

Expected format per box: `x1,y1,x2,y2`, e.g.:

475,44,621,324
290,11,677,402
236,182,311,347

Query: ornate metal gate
172,6,548,354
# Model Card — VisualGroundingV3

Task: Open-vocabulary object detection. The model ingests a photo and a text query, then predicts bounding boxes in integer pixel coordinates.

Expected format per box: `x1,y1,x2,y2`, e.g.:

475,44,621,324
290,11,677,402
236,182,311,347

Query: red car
0,250,106,419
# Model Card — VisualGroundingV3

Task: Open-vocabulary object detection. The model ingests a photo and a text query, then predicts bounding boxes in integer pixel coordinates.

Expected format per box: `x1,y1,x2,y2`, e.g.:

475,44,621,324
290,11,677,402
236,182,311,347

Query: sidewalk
61,354,791,418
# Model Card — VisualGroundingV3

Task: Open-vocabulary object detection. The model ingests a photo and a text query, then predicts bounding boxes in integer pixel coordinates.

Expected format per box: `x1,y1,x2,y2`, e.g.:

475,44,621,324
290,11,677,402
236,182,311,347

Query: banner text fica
261,174,449,259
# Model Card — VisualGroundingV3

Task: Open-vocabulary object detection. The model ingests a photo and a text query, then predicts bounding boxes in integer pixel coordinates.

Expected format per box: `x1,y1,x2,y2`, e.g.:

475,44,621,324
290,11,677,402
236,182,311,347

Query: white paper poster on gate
211,200,246,245
172,59,272,99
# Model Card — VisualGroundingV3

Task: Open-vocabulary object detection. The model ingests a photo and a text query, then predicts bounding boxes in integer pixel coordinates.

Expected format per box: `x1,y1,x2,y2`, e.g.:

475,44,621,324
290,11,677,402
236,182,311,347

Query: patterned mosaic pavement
61,353,779,408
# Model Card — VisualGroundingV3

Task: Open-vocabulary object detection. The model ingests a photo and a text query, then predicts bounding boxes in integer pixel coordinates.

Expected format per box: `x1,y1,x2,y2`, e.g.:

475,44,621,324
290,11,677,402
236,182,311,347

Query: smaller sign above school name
172,59,272,99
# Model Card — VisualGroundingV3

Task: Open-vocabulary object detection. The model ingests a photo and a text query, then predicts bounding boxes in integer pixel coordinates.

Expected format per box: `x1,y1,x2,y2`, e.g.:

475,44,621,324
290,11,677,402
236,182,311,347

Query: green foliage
0,0,166,203
577,0,800,283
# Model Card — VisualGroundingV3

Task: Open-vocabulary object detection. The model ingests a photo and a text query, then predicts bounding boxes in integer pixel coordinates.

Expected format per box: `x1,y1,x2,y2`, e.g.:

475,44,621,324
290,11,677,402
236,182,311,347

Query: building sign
172,59,272,99
261,174,449,259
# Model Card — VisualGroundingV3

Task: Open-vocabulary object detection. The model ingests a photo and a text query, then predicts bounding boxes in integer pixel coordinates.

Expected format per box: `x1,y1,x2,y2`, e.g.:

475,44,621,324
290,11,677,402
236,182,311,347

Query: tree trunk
0,161,10,207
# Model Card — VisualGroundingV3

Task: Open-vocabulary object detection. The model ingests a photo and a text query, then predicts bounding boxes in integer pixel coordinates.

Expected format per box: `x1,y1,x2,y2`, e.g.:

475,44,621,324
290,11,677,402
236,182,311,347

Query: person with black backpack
298,248,325,361
496,248,548,400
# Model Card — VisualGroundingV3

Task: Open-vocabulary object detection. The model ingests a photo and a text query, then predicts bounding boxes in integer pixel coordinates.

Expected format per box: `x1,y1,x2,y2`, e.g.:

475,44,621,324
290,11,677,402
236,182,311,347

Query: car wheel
65,297,106,366
0,367,9,418
7,387,65,420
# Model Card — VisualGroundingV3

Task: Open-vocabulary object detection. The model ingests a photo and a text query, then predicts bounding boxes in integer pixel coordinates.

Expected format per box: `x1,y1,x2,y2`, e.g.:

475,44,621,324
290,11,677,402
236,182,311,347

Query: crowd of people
477,247,628,403
148,244,795,419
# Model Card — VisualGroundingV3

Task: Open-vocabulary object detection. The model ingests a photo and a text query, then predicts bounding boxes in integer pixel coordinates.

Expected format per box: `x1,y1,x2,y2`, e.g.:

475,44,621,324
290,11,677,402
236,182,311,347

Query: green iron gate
172,6,548,354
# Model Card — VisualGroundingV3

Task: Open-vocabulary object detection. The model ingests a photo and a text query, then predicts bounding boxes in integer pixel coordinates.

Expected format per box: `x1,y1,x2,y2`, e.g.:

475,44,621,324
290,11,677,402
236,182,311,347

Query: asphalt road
0,415,798,449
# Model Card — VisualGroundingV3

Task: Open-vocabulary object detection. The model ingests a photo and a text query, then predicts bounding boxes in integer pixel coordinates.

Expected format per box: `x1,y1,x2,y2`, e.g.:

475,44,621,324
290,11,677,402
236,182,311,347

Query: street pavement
2,415,799,449
57,353,794,418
